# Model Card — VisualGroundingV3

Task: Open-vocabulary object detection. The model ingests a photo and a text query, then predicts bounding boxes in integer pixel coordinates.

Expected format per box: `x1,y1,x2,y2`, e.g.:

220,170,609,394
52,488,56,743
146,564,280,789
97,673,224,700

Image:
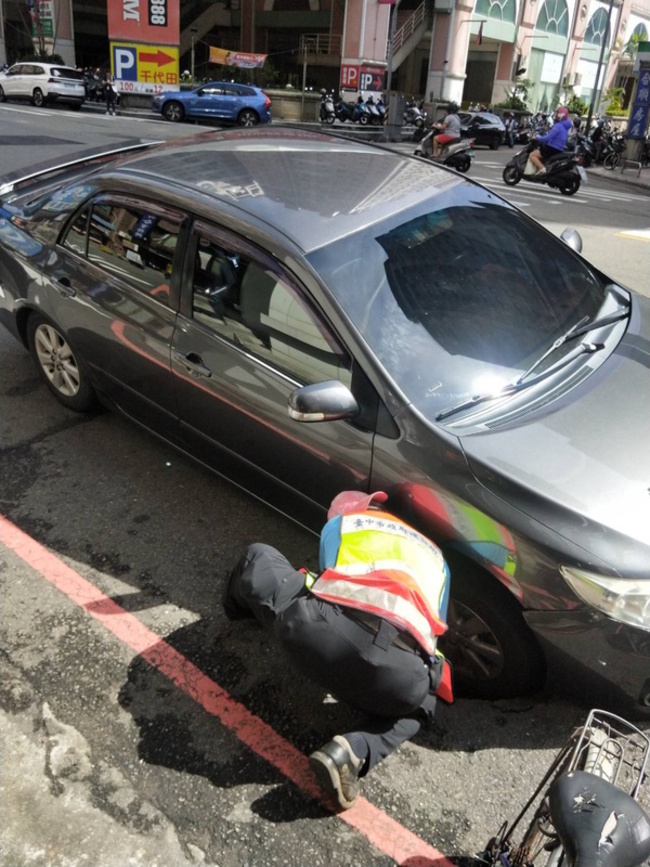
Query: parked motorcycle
414,130,474,173
478,709,650,867
365,94,383,125
403,98,427,129
350,94,372,125
319,89,336,125
334,95,355,123
502,141,585,195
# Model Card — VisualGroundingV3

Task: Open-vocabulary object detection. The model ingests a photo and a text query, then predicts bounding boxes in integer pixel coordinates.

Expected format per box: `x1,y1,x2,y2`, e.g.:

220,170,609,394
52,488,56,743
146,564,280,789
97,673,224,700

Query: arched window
475,0,516,23
535,0,569,36
584,8,611,46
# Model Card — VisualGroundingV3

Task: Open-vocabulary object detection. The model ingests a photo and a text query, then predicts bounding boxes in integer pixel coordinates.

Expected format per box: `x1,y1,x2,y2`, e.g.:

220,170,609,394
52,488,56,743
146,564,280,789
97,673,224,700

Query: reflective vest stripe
315,573,441,652
311,510,449,655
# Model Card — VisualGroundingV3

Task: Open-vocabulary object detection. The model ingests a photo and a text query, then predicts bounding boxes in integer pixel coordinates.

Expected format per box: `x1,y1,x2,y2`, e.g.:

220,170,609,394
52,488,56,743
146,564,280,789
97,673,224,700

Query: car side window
80,201,183,305
191,233,352,387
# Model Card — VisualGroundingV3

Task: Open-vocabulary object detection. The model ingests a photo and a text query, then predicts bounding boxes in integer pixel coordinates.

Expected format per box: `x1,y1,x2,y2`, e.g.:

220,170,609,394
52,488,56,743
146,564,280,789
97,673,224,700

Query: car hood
460,293,650,573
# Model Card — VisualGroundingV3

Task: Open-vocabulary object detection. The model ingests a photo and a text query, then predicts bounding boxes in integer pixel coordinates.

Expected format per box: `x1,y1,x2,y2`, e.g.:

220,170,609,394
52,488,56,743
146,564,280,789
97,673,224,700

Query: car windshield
307,184,607,423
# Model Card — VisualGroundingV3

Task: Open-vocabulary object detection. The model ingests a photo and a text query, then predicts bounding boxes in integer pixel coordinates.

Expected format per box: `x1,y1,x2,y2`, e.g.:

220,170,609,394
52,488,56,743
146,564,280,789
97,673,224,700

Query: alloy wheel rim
35,324,80,397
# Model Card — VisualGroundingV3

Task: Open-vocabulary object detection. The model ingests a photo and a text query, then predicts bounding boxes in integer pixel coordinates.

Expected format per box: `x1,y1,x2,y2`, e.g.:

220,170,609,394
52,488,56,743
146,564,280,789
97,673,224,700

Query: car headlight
560,566,650,632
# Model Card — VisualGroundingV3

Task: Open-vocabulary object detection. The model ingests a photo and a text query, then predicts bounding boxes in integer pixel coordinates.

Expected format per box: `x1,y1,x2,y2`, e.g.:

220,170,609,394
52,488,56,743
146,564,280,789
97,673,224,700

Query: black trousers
229,543,437,772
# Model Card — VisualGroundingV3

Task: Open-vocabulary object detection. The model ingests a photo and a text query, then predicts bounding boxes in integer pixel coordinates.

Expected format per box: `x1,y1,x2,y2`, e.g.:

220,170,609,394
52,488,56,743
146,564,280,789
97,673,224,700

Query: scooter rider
432,102,462,158
529,106,572,175
222,490,453,811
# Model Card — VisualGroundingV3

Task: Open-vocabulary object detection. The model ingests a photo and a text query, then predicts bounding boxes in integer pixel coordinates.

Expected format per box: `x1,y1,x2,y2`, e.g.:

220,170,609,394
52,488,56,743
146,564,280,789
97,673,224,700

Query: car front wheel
238,109,259,127
27,314,95,412
32,88,46,107
0,85,6,102
162,101,185,122
438,563,545,699
490,135,500,150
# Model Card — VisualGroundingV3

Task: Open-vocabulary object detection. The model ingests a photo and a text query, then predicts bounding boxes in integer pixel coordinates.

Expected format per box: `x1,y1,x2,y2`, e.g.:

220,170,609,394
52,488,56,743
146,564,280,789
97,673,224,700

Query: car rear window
51,68,85,81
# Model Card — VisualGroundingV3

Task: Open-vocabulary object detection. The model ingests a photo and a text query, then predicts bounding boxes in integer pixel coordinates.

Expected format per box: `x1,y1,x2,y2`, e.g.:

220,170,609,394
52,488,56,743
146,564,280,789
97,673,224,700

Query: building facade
0,0,648,115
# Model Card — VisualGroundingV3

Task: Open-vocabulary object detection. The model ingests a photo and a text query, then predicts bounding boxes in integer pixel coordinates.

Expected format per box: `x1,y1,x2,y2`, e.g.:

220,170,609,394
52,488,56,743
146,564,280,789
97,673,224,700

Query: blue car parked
152,80,272,126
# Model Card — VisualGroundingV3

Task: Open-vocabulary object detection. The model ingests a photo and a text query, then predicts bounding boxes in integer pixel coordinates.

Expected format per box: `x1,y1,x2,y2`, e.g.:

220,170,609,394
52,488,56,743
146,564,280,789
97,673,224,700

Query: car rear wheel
439,563,545,699
238,109,259,127
162,101,185,122
503,165,521,186
71,102,82,112
0,85,6,103
32,88,46,107
27,314,95,412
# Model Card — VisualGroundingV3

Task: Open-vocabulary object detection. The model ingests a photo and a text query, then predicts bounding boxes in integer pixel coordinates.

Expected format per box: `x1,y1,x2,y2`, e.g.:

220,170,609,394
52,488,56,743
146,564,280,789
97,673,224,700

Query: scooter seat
548,771,650,867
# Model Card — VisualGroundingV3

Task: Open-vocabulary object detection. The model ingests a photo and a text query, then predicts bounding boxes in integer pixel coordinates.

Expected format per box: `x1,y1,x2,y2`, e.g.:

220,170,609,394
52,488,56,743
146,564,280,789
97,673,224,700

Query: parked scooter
502,141,585,195
319,89,336,125
414,129,474,173
403,98,427,128
350,94,372,125
334,95,355,123
365,95,383,125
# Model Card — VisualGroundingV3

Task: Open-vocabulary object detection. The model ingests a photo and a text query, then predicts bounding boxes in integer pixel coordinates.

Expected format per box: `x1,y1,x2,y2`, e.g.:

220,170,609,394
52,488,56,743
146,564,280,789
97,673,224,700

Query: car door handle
54,276,76,298
173,350,212,378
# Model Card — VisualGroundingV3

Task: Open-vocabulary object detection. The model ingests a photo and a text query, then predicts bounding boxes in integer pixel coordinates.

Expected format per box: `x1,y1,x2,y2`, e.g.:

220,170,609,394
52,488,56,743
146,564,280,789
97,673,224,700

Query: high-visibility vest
310,509,450,656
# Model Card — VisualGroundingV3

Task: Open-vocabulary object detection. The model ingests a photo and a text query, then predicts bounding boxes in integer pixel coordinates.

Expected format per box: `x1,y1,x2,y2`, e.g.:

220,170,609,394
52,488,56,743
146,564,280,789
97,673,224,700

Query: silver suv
0,62,85,110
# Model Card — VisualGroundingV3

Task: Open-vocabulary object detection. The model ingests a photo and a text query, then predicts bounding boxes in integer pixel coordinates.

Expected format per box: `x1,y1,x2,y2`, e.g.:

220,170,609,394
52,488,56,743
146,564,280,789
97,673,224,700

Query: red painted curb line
0,513,452,867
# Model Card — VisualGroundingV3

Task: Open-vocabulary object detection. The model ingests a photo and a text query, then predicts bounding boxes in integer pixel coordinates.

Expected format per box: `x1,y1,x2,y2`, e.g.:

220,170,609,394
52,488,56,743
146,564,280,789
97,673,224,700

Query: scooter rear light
577,154,584,165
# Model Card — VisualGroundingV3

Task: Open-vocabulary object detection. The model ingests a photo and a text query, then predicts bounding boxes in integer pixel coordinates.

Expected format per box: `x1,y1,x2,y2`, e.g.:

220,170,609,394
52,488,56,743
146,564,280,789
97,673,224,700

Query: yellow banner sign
209,47,267,68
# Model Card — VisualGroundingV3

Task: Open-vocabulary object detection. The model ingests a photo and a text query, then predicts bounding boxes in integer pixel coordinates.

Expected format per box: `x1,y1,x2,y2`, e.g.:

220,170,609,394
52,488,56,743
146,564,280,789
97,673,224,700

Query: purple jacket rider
536,117,573,152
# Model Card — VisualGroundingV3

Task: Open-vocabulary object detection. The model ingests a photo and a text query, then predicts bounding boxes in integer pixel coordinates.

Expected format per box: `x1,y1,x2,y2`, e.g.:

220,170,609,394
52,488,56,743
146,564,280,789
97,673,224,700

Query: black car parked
459,111,506,149
0,128,648,716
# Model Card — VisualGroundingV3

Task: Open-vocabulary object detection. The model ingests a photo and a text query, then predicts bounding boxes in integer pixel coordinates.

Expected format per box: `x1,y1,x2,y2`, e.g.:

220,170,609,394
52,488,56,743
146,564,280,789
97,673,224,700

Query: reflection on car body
0,127,648,717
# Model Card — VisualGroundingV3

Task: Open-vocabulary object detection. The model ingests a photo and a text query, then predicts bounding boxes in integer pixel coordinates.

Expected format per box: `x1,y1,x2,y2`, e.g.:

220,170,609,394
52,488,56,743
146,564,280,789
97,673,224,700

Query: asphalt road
1,102,649,867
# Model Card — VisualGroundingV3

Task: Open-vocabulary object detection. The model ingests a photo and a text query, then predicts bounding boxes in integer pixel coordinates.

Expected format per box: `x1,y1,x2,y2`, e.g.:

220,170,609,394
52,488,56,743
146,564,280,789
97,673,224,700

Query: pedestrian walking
104,74,117,116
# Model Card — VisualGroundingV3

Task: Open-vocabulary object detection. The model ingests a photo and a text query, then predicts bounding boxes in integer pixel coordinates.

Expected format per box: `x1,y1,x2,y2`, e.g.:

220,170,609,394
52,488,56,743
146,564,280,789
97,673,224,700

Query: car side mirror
560,228,583,254
288,380,359,422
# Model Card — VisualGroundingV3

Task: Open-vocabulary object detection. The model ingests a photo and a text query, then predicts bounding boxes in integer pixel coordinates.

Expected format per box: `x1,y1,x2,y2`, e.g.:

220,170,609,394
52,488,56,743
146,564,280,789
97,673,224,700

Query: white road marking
617,228,650,241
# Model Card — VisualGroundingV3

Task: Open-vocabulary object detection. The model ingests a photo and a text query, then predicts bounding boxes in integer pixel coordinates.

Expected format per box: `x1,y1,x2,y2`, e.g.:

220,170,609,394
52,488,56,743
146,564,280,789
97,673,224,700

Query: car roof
109,127,464,253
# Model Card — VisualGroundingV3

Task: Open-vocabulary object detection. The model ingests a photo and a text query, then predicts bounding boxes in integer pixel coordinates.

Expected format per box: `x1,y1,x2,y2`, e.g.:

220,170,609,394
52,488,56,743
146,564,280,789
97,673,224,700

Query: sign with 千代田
111,42,179,95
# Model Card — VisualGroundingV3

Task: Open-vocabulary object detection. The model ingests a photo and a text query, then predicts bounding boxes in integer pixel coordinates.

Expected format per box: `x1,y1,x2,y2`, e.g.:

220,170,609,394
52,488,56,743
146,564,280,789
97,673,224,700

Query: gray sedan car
0,128,648,715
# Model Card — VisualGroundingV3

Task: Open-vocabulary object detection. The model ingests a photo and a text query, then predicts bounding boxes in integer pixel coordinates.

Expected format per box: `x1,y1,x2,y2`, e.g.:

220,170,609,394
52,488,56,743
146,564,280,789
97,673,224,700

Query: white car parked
0,62,85,110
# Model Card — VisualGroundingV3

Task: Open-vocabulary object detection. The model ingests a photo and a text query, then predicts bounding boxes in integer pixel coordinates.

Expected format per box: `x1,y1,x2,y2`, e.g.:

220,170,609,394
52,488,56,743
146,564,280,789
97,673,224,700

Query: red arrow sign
139,49,175,66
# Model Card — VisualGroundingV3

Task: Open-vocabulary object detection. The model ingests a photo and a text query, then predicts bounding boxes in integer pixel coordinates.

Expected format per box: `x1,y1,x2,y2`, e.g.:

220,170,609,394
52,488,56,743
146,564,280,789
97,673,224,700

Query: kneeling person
223,490,453,810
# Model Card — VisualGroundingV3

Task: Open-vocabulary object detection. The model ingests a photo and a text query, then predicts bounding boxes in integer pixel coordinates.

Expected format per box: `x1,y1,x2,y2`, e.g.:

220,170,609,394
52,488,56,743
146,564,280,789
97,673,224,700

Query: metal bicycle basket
478,709,650,867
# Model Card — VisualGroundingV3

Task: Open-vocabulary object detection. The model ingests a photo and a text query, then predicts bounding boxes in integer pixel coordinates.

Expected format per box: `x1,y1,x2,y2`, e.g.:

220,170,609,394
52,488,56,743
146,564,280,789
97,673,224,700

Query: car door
3,64,26,97
51,194,186,433
193,84,225,118
171,221,375,518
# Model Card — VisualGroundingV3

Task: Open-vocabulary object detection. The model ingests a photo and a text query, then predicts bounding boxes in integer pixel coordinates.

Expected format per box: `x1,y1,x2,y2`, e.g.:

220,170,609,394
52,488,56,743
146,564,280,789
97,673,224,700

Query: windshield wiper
435,340,608,422
515,308,629,386
435,306,630,422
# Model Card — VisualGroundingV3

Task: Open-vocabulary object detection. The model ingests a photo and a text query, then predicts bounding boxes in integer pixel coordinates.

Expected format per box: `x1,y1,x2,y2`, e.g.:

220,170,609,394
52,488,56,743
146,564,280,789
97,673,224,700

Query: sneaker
309,735,364,810
221,564,253,621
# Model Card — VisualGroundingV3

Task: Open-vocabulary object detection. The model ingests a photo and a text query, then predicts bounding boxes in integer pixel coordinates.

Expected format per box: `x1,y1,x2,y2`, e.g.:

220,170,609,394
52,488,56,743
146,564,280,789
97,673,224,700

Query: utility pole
585,0,615,131
190,28,198,84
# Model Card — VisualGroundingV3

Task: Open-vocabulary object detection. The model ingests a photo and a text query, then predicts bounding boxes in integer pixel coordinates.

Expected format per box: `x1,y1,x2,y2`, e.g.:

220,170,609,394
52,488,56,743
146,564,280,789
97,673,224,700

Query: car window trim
62,192,190,312
181,217,353,383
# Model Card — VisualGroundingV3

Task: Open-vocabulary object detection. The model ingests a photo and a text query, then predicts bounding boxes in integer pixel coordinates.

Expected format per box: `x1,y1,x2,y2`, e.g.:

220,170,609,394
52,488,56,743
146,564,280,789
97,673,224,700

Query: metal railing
392,0,432,56
299,33,342,56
